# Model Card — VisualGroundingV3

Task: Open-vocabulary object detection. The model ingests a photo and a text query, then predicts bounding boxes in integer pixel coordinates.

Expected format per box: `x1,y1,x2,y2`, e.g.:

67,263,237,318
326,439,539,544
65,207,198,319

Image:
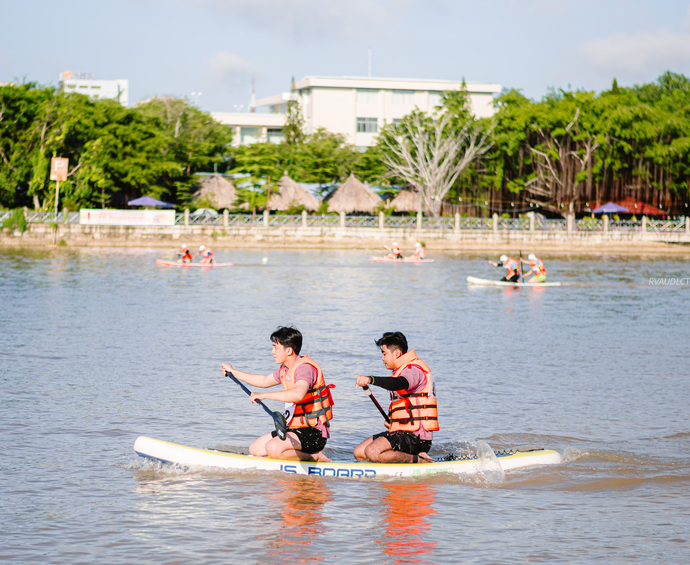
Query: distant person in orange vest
354,331,438,464
520,253,547,283
221,326,334,462
197,245,214,264
177,243,192,263
488,255,521,282
386,242,403,261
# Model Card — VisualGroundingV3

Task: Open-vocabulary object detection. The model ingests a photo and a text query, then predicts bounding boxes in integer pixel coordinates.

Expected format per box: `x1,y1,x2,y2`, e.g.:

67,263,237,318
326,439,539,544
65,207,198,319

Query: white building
59,71,129,106
256,76,501,149
211,111,285,147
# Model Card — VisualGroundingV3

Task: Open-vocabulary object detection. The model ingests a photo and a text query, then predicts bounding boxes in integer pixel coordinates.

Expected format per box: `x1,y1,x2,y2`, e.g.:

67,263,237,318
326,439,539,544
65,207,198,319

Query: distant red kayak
156,259,233,267
370,256,435,263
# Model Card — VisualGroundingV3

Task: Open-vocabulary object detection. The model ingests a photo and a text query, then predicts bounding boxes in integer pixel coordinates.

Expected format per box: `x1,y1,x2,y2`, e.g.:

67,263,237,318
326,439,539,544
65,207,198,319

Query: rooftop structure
59,71,129,106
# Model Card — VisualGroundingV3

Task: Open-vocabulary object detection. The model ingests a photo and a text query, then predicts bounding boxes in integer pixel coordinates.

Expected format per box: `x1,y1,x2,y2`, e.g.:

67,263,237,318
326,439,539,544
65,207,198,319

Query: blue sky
3,0,690,112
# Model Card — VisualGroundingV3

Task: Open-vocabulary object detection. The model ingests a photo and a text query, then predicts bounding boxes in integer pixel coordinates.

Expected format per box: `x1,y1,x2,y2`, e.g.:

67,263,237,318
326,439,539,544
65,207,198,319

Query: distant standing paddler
488,255,521,282
520,253,547,283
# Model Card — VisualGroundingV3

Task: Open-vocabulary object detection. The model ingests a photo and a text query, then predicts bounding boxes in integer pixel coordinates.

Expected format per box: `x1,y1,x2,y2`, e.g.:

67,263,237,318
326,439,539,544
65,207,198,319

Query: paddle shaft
362,384,391,423
224,370,287,437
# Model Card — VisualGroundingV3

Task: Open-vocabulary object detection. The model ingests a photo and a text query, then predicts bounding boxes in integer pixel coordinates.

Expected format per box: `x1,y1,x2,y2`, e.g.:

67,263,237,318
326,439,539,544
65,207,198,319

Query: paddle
362,384,391,424
224,370,288,440
519,249,524,282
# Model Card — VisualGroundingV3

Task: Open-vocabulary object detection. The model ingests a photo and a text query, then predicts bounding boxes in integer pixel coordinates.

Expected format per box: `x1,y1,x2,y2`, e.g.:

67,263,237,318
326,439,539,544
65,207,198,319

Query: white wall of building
211,112,286,146
60,72,129,106
255,76,501,148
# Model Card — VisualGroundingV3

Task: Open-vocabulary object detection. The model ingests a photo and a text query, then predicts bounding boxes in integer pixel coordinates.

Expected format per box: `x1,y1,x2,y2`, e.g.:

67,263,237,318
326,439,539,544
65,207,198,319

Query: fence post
379,211,385,230
492,213,498,236
686,216,689,233
455,212,460,231
641,216,647,233
528,211,535,232
603,214,609,233
184,208,189,227
302,210,308,228
63,208,69,224
417,210,423,230
339,211,346,228
223,209,229,228
263,209,270,227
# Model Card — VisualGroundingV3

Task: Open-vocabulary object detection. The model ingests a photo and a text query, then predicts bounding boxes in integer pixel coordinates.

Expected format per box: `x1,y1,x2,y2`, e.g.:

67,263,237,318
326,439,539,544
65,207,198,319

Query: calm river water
1,246,689,564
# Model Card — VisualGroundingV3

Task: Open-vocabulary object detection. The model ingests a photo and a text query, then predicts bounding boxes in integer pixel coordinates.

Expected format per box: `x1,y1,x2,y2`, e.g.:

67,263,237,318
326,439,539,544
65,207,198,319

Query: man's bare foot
313,452,332,462
417,452,433,463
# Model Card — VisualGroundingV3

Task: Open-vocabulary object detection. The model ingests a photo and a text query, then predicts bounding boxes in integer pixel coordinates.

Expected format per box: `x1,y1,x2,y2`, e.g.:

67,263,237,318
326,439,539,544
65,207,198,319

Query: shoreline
2,226,690,258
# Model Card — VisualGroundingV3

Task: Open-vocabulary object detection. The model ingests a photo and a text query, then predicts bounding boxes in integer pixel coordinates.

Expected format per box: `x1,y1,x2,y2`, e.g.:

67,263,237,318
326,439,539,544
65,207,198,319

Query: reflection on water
265,476,333,564
377,482,437,563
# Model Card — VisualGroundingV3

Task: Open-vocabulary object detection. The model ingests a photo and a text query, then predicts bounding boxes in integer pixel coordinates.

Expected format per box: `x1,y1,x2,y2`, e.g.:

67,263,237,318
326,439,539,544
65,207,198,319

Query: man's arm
356,375,409,391
221,363,277,388
250,380,309,404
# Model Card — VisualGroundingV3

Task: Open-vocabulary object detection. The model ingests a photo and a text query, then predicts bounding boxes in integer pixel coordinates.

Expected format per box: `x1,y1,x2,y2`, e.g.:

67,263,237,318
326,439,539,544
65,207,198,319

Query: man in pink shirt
354,331,438,464
222,326,333,462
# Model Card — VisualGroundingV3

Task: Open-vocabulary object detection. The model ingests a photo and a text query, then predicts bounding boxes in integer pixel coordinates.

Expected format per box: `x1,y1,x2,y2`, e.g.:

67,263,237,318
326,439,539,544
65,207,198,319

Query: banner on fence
79,209,176,226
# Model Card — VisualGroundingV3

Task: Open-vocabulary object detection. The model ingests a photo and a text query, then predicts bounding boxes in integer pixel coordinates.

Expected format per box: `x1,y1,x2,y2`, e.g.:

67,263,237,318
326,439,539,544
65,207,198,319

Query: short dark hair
270,326,302,355
375,331,408,354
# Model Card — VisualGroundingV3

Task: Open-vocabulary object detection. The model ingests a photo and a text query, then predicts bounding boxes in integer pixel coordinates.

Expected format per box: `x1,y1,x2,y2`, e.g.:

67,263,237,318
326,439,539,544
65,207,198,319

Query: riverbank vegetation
1,72,688,217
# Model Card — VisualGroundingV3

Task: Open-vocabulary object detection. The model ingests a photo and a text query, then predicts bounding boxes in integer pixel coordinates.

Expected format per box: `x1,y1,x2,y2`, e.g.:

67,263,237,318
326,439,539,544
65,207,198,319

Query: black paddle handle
224,370,287,438
362,385,391,423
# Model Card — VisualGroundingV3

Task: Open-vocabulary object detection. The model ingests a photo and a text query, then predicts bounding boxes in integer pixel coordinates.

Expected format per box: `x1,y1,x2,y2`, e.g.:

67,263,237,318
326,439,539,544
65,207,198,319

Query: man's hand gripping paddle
224,370,288,440
362,380,391,424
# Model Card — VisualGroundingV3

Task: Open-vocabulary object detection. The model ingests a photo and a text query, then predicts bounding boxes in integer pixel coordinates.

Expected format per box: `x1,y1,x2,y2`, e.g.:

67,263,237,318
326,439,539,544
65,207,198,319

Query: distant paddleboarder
520,253,548,284
488,255,521,282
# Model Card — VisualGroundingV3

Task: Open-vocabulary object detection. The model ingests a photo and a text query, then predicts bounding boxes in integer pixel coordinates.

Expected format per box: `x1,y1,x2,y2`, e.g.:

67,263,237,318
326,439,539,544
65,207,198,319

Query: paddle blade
273,411,288,440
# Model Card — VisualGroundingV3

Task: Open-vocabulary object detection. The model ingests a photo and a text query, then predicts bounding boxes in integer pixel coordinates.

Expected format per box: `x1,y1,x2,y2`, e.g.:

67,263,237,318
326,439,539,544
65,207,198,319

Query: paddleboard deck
467,276,561,287
156,259,234,267
133,436,561,479
370,256,435,263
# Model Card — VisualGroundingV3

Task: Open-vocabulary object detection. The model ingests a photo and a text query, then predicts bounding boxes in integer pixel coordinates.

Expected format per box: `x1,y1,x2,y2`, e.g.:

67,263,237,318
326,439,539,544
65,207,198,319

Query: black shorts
501,274,520,282
373,430,432,455
271,426,327,454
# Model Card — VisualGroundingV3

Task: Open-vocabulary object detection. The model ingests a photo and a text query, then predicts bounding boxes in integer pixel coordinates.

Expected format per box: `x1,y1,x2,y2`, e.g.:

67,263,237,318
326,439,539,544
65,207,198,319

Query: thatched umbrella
193,173,238,209
388,189,420,213
268,173,320,211
325,173,381,214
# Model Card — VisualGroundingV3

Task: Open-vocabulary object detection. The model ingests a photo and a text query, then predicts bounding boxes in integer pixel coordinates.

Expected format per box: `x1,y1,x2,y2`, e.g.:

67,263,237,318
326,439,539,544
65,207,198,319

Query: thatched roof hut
268,173,320,211
193,173,238,209
324,173,381,214
388,189,420,213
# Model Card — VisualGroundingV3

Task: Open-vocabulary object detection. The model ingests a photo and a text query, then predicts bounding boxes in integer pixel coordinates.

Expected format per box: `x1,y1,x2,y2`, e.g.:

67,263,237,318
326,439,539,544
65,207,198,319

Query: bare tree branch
381,112,493,217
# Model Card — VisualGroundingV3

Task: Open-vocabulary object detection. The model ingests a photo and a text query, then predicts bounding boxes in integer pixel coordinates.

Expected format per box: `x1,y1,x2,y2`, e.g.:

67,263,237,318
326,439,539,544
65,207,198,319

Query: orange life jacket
502,257,521,278
388,350,439,433
530,258,546,276
279,355,334,428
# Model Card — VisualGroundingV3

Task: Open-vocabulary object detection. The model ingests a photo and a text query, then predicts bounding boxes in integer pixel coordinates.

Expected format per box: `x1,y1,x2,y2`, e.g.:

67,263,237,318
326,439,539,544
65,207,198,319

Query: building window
356,117,378,133
267,128,283,144
240,127,259,145
392,89,414,104
428,91,443,108
356,89,378,105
